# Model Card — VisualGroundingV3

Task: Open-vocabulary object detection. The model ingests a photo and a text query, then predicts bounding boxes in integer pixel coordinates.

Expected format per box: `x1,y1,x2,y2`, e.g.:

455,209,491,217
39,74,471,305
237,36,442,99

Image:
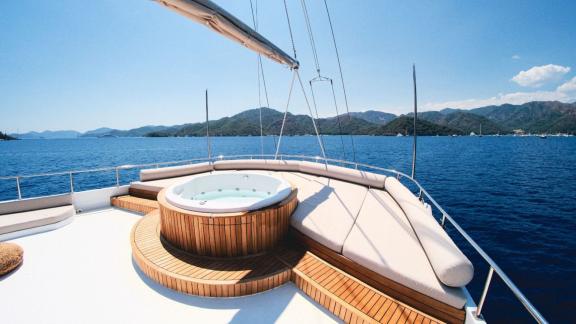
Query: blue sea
0,136,574,322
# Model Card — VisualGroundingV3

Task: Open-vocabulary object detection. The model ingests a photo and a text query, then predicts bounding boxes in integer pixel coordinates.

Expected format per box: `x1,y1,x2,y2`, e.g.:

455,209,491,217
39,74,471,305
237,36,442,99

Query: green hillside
375,116,463,136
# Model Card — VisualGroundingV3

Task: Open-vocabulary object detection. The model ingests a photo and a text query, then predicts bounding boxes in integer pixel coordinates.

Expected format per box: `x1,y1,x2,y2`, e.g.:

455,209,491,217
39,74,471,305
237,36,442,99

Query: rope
308,80,327,155
296,70,327,161
249,0,275,157
323,0,357,164
328,79,347,159
249,0,264,156
282,0,298,60
300,0,321,75
275,70,297,159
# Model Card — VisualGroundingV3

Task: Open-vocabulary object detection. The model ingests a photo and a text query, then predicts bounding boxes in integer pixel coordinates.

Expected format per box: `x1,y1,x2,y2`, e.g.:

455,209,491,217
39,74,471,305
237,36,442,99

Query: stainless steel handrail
0,154,547,323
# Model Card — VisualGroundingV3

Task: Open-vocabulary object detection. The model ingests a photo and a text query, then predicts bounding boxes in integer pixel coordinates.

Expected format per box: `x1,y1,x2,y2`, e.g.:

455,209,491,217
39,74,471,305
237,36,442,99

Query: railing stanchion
115,168,120,187
69,172,74,193
16,176,22,200
441,213,447,227
476,267,494,318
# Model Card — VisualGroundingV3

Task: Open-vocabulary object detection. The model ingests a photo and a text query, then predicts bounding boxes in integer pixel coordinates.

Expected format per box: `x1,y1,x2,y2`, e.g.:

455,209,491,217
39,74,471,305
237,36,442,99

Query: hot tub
165,172,292,213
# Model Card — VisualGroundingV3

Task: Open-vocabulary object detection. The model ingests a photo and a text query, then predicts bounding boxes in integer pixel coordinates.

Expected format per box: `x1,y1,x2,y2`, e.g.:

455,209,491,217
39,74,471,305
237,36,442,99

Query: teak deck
118,195,448,323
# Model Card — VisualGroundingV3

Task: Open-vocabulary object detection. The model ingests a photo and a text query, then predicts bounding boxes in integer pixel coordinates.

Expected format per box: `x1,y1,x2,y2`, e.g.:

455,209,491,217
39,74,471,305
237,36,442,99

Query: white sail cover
155,0,299,69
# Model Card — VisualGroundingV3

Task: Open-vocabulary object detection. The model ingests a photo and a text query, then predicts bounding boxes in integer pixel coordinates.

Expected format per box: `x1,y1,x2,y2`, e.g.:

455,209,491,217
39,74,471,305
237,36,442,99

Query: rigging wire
249,0,276,157
323,0,357,164
300,0,346,159
275,70,297,159
282,0,298,60
300,0,321,76
310,78,347,159
296,70,327,161
249,0,264,157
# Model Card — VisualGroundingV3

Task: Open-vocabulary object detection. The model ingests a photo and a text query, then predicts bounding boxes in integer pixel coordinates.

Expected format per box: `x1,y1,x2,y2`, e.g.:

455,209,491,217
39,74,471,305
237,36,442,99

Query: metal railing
0,154,547,323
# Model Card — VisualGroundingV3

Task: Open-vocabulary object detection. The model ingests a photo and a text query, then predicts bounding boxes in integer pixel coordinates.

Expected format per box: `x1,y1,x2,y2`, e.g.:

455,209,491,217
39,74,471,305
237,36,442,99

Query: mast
411,65,418,179
205,89,211,160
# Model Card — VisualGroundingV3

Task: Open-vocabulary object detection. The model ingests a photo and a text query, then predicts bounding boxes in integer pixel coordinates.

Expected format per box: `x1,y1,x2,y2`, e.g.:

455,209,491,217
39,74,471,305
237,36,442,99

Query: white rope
296,70,327,161
274,70,297,159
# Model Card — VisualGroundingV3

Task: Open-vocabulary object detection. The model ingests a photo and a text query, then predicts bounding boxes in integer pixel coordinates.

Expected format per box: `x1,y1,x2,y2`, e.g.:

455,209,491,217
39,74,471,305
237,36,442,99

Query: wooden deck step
276,248,444,324
131,211,292,297
111,195,159,214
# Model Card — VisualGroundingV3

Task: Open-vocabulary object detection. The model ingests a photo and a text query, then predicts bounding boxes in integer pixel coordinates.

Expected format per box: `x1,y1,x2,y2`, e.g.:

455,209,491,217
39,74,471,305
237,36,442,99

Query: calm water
0,136,574,322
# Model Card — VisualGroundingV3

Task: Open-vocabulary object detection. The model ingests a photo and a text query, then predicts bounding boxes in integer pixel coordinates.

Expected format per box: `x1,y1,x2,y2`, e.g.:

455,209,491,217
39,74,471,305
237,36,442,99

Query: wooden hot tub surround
157,188,298,258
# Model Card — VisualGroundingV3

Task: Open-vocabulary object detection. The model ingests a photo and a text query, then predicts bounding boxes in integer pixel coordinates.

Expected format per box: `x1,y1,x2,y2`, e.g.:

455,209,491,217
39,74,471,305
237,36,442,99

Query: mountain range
10,101,576,138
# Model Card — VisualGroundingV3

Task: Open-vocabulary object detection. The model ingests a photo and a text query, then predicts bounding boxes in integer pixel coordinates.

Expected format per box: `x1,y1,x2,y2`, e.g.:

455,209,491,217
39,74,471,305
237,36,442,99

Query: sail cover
155,0,299,69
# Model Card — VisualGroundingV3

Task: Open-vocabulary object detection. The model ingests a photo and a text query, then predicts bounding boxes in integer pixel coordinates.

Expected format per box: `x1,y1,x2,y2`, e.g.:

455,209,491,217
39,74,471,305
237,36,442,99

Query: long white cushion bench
0,195,75,236
140,162,213,182
385,177,474,288
298,161,386,189
139,160,387,189
342,189,467,309
213,159,300,172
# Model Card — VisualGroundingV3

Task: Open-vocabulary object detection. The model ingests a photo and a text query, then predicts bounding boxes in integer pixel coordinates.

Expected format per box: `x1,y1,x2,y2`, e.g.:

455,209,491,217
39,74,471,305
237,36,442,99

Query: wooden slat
111,195,158,214
290,230,466,324
131,211,291,298
157,188,297,257
275,249,445,324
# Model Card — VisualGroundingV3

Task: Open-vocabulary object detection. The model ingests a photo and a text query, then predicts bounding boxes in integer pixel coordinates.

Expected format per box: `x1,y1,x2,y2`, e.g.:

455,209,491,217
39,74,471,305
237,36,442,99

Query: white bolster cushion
385,177,474,287
140,162,213,182
298,161,386,188
213,159,300,171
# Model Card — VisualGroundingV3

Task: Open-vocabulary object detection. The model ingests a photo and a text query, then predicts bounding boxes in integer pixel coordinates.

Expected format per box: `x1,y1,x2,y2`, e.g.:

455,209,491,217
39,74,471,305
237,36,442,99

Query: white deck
0,208,339,324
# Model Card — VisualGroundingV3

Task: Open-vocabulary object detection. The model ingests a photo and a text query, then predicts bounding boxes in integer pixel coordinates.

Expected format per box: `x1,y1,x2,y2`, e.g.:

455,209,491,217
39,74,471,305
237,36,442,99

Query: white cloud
512,54,521,60
511,64,571,87
557,76,576,93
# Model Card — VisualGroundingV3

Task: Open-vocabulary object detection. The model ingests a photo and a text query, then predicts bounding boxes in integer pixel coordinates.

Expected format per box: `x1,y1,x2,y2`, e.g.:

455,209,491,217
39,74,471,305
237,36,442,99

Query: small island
0,131,16,141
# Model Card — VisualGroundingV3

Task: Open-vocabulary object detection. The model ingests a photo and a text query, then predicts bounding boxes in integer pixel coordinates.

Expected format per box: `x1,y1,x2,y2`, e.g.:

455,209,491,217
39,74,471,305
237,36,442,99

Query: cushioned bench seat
279,172,368,253
0,195,75,236
0,205,75,235
342,189,467,309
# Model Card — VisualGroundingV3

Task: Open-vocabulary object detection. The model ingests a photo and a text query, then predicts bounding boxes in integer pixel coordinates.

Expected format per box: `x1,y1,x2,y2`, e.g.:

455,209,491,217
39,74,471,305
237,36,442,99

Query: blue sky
1,0,575,132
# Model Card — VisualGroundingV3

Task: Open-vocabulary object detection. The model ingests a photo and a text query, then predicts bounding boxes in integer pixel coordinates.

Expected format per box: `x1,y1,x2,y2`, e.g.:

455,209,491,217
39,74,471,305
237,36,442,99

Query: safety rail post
476,267,494,318
16,176,22,200
115,167,120,187
69,172,74,193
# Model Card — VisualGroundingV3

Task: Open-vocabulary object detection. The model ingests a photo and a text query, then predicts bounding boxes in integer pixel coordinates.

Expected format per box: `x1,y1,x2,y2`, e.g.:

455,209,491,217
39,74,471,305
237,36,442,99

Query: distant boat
396,133,404,137
470,132,476,136
539,135,547,139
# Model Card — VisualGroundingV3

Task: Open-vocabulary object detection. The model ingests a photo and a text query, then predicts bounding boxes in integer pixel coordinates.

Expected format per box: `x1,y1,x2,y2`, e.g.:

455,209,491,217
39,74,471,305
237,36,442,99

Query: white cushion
140,162,213,181
385,177,474,287
213,159,300,172
0,205,75,235
0,194,72,215
277,172,329,202
342,189,467,308
298,161,386,188
288,174,367,253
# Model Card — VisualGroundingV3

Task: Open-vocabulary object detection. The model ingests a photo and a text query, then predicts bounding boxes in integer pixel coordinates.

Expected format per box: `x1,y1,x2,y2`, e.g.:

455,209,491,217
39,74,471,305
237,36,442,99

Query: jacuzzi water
165,172,292,213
